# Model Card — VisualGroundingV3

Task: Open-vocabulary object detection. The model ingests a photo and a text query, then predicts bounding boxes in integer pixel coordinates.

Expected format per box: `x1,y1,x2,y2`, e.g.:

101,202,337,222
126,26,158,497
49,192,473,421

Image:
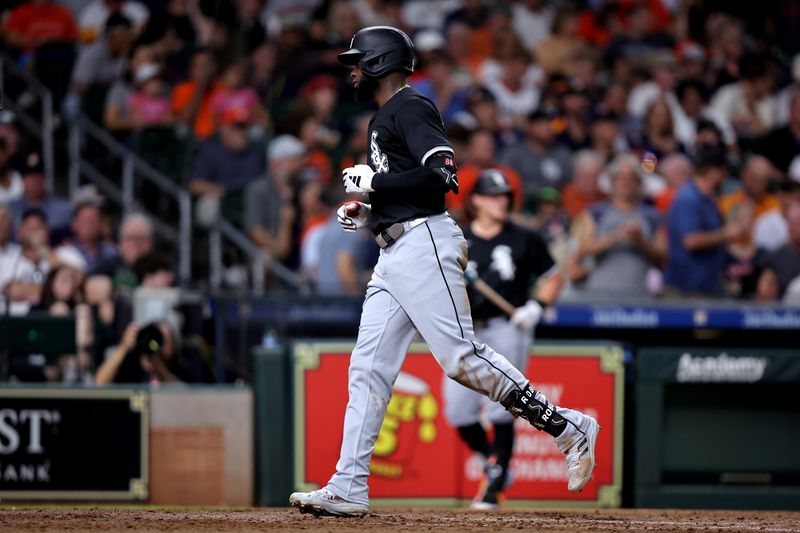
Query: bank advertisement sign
0,388,149,500
293,342,623,507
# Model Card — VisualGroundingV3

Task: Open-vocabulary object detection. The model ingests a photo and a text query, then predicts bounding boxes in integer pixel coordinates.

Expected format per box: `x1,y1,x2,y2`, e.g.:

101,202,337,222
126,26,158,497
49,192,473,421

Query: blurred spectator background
4,0,800,383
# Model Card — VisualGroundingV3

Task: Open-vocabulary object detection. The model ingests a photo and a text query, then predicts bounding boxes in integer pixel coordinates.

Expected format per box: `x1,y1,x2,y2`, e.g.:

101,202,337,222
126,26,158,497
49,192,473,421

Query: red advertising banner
293,342,623,507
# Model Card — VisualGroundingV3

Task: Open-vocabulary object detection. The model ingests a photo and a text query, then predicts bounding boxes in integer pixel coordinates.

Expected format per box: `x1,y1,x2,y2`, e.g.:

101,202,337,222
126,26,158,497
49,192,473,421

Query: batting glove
337,201,371,232
511,300,543,330
342,164,376,193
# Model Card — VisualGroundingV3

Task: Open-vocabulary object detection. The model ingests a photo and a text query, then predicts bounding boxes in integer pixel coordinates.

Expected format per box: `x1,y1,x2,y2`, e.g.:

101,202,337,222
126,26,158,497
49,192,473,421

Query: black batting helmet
472,169,513,196
338,26,415,78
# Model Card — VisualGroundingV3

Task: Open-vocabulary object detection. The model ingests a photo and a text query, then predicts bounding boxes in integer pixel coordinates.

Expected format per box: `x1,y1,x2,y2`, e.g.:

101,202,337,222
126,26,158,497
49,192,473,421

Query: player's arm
534,266,564,306
370,152,458,192
378,97,459,193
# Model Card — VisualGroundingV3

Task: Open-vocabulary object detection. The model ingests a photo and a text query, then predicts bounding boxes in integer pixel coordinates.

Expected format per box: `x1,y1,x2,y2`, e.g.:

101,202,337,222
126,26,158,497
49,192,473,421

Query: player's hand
511,300,543,330
342,164,375,193
337,201,371,232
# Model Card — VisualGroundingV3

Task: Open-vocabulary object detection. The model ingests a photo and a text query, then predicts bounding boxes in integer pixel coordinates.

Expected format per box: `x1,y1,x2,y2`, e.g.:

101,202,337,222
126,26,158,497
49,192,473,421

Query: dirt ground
1,507,798,533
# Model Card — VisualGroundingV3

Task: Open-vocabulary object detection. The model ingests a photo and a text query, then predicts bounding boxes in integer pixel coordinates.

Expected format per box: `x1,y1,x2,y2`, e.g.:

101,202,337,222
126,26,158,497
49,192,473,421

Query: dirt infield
1,507,799,532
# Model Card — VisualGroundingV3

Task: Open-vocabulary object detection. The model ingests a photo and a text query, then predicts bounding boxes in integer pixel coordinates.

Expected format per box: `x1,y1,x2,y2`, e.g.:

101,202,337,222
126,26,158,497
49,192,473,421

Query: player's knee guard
501,384,567,438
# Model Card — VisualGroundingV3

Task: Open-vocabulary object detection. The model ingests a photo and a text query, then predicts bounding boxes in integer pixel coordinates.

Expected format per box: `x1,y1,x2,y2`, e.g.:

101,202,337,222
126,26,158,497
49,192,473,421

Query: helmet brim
338,49,365,66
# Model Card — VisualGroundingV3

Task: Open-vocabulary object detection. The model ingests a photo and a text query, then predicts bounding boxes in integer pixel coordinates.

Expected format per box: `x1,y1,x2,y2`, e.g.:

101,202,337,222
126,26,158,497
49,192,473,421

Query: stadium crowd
2,0,800,381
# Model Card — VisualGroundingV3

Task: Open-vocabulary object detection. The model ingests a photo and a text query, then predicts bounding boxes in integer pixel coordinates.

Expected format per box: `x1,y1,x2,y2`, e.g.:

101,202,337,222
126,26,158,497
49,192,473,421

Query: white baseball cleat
289,488,369,517
556,413,600,493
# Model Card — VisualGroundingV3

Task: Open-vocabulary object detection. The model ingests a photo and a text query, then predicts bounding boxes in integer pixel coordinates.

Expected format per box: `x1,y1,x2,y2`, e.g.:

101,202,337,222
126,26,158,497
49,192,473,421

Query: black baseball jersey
464,222,556,321
367,87,454,233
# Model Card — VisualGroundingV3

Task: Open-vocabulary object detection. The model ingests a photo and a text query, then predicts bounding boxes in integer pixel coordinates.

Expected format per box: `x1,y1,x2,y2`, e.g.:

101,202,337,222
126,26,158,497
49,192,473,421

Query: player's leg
471,318,531,508
290,267,417,516
393,217,599,492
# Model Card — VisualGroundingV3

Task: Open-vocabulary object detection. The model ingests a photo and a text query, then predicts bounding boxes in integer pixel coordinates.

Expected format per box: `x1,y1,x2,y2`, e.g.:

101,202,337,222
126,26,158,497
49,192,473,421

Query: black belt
374,215,434,249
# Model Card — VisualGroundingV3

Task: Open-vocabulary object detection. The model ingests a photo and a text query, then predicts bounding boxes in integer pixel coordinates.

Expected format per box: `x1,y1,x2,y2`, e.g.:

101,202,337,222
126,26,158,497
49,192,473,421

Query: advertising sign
294,342,623,507
0,388,149,500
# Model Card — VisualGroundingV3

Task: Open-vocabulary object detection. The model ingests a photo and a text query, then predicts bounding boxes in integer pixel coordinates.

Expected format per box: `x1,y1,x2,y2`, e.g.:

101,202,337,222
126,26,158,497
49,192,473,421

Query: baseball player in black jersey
444,169,565,509
290,26,599,517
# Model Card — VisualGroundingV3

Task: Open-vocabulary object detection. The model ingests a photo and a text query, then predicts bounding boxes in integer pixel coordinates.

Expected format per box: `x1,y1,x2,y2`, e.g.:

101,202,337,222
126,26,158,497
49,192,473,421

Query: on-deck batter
289,26,599,517
444,169,565,510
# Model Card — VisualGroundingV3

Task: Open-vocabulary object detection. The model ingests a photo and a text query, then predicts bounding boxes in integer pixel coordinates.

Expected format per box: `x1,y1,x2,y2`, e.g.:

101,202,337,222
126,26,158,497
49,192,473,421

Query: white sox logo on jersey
370,131,389,173
490,245,515,281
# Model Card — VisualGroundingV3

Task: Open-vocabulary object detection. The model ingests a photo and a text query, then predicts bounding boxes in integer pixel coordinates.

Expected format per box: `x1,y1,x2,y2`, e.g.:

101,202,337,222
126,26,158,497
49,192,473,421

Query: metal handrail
0,54,55,193
67,114,192,284
213,217,307,294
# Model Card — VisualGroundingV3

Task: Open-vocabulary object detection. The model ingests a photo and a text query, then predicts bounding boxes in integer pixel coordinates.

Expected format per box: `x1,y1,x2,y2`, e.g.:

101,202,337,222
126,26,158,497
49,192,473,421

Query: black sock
457,422,489,457
491,422,515,470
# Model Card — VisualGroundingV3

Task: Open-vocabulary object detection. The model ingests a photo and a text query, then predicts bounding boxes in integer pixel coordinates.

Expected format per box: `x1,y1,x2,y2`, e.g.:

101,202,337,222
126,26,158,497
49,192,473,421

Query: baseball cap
268,134,306,160
676,41,705,62
472,169,512,196
301,74,338,96
71,184,104,209
134,63,160,85
466,85,496,105
18,151,44,175
414,29,446,53
219,107,251,127
537,186,562,204
527,108,555,123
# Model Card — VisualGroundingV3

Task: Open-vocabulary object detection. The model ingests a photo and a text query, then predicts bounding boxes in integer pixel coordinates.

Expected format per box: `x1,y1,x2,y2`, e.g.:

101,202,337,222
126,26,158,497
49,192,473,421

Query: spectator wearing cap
457,85,521,152
59,200,117,272
91,212,153,293
411,49,469,125
499,108,573,201
555,82,593,151
561,149,607,220
675,40,707,84
77,0,148,44
446,129,523,225
127,63,173,130
188,107,265,198
572,154,666,296
172,48,220,140
244,135,305,263
0,208,52,314
757,92,800,175
10,152,72,240
757,202,800,300
664,146,748,296
0,139,24,205
529,186,571,262
710,54,778,138
210,60,269,130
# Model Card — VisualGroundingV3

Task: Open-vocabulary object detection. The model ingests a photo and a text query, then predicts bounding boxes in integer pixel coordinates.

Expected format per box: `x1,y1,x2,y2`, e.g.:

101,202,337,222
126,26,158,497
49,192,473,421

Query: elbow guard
425,152,459,194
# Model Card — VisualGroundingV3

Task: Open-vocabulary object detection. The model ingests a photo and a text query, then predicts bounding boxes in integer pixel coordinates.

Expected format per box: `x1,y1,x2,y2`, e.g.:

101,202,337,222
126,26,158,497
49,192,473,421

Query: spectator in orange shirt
561,150,606,220
446,129,522,224
4,0,77,53
719,155,780,220
171,48,220,140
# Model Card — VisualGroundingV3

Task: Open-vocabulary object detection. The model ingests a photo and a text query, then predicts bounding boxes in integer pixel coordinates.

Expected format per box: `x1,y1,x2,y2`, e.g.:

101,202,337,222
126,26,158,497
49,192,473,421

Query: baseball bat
463,268,517,318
